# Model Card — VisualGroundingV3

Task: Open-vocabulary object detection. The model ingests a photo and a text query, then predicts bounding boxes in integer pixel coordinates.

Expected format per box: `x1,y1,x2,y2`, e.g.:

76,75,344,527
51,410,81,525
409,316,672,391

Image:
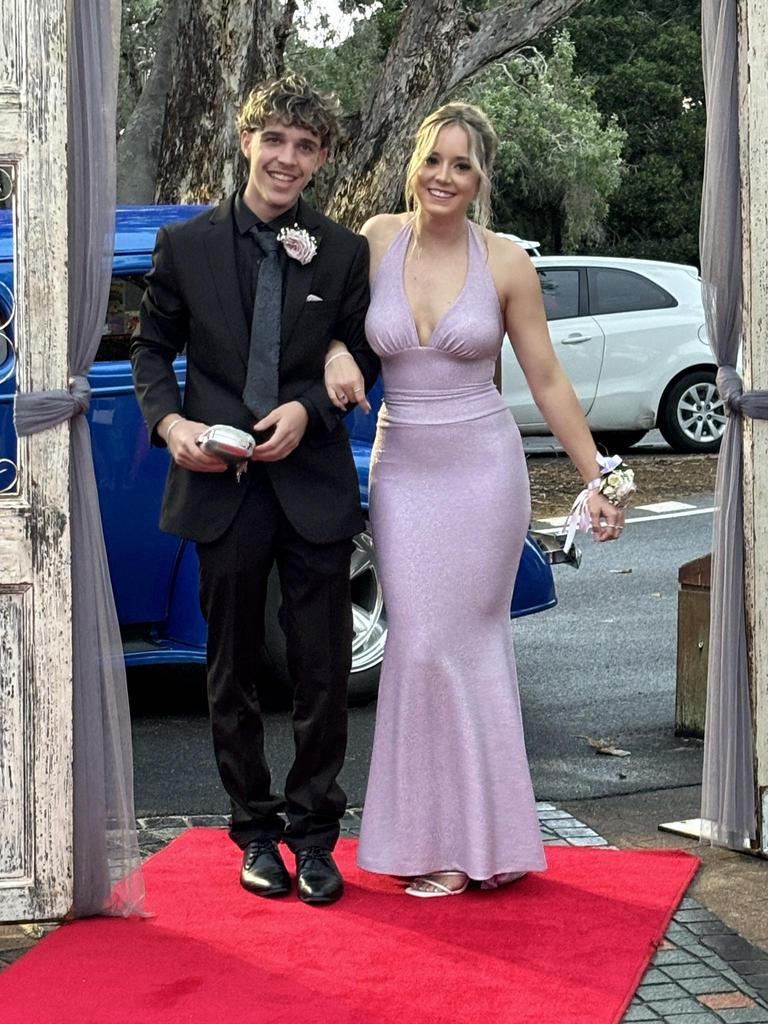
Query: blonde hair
405,103,498,230
237,73,339,151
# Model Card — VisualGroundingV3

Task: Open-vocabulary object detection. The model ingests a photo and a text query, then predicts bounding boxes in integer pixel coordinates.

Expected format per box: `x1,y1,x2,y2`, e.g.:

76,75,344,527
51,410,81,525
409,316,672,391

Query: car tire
658,369,725,454
592,430,647,453
260,528,386,708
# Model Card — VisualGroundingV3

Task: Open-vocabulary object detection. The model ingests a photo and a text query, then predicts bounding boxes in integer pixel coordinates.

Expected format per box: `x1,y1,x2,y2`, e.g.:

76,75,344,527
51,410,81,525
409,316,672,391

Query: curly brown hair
237,73,340,151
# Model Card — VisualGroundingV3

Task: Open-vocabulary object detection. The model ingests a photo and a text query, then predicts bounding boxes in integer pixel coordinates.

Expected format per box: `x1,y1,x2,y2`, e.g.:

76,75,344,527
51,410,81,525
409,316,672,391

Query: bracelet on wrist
165,417,184,443
324,351,355,370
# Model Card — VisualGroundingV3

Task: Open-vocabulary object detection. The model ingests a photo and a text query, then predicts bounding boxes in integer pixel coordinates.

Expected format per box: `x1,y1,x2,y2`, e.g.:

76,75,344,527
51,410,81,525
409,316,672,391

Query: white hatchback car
501,255,722,453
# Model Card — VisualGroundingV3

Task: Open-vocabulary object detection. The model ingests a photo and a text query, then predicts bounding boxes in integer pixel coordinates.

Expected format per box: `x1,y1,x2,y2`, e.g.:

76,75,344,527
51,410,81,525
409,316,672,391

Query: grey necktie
243,226,281,418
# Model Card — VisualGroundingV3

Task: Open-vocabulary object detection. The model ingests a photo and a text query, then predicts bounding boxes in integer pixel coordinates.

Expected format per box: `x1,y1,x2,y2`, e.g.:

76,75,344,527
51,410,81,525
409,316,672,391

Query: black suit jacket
130,195,380,544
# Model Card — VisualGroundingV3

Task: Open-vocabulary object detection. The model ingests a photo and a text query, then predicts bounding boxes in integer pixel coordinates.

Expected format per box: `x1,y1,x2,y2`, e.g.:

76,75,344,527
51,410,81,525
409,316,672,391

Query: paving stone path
2,804,768,1023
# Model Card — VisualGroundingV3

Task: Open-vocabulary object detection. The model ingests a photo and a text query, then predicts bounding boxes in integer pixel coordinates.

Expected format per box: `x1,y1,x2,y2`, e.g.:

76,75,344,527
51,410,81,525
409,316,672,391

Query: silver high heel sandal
404,871,470,898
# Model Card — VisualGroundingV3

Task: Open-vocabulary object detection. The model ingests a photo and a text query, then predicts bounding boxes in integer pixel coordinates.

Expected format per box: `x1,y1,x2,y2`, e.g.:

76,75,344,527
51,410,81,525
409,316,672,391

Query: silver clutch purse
196,424,255,464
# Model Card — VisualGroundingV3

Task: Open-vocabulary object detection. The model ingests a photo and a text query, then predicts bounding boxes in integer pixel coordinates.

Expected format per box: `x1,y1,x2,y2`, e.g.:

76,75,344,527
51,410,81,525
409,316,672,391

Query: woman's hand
324,344,371,413
587,490,626,542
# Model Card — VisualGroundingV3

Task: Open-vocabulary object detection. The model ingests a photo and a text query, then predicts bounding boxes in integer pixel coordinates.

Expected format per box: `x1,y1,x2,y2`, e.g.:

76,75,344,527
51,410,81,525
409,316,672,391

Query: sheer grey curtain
14,0,144,914
699,0,768,848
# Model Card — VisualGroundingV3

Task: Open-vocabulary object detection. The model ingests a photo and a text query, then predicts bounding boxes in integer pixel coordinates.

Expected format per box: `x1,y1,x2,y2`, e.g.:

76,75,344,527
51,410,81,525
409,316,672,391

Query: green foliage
286,13,382,112
464,33,626,251
338,1,405,57
560,0,705,263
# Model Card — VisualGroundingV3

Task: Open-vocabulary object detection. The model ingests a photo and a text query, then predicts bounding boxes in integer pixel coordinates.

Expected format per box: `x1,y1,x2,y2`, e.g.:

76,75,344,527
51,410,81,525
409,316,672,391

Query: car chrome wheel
350,529,387,679
261,528,386,706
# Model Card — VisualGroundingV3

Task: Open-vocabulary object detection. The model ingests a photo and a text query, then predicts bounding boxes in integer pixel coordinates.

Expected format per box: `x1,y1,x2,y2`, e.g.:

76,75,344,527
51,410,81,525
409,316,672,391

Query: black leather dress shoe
240,840,291,898
295,847,344,905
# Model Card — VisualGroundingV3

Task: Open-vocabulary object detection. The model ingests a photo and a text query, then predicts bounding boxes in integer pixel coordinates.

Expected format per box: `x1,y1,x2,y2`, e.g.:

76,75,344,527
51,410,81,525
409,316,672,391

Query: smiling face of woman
413,124,480,220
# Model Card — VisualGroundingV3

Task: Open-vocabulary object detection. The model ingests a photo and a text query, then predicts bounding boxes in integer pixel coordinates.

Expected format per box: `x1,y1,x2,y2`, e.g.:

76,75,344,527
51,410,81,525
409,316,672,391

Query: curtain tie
716,365,768,420
69,374,92,415
14,374,92,437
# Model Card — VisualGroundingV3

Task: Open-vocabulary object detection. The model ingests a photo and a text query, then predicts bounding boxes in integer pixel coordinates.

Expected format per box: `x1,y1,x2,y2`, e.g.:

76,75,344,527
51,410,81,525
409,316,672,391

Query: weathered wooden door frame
739,0,768,855
0,0,73,919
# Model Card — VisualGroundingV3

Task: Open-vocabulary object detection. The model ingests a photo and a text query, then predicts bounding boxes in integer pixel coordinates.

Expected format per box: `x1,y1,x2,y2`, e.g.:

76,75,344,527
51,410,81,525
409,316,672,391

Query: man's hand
250,401,310,462
158,415,228,473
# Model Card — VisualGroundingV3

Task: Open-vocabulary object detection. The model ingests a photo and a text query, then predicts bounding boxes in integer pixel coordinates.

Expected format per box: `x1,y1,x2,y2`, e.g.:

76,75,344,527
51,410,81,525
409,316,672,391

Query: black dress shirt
233,190,299,327
233,191,322,426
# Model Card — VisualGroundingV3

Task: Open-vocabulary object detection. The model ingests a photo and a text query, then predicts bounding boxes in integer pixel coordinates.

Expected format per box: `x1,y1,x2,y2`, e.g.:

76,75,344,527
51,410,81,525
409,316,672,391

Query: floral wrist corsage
563,453,636,553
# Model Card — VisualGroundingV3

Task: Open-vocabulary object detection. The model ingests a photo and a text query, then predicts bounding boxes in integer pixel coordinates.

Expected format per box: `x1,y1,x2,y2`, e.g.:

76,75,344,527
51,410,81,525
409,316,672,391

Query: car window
536,269,580,321
96,274,145,361
588,267,677,315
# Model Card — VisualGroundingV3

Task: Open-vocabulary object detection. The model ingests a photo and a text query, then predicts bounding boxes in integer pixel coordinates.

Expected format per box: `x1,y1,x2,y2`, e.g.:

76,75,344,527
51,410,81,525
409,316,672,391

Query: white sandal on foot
404,871,469,898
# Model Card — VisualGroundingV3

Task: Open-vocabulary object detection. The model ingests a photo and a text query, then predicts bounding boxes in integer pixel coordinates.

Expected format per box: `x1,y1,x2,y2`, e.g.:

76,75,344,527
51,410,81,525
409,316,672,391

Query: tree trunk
154,0,297,204
116,0,180,204
149,0,583,214
325,0,587,228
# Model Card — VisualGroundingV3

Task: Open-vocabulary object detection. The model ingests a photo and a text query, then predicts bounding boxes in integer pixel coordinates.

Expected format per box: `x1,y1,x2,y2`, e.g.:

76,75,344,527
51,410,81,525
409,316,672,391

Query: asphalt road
130,435,714,817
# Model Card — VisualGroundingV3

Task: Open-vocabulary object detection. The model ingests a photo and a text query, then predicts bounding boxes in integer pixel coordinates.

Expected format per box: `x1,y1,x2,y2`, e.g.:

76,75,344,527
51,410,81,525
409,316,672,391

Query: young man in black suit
131,75,379,905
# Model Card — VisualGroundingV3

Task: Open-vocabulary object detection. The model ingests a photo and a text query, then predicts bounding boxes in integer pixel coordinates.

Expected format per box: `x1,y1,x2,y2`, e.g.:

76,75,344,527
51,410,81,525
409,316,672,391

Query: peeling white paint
0,0,73,921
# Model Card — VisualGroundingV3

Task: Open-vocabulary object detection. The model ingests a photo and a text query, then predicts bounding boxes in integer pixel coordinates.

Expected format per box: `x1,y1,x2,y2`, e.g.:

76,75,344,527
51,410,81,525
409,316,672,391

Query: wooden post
675,554,712,738
738,0,768,853
0,0,73,919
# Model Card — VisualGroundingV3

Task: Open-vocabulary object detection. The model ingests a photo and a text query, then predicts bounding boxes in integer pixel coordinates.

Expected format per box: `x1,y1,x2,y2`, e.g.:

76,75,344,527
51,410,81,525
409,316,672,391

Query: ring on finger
353,387,363,393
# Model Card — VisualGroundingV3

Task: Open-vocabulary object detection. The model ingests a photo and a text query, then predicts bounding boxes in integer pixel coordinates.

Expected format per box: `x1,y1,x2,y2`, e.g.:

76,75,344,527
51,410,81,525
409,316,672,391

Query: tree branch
447,0,587,92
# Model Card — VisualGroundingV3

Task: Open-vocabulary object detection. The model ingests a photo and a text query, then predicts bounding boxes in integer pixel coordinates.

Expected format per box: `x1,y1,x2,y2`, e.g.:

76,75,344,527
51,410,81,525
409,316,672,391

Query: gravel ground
527,452,718,520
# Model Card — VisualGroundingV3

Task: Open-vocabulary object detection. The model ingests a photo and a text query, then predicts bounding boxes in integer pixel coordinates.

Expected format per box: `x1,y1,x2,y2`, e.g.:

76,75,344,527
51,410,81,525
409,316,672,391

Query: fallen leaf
578,735,631,757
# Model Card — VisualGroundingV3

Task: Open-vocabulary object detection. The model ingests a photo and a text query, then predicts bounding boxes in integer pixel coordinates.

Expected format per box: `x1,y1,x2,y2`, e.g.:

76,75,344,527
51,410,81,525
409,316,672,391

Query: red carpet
0,830,697,1024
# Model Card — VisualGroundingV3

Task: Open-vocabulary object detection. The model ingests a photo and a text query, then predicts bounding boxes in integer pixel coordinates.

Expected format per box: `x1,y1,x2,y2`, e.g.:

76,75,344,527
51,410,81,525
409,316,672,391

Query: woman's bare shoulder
486,229,539,288
361,213,410,275
361,212,410,245
484,229,533,267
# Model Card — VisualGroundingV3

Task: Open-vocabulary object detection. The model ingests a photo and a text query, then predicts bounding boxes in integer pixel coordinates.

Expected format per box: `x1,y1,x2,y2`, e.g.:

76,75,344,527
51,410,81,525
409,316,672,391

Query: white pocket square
306,294,323,302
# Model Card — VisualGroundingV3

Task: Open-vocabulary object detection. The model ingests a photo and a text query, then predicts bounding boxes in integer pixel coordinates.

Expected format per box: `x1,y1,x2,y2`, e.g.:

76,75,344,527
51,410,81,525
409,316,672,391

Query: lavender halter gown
356,221,546,882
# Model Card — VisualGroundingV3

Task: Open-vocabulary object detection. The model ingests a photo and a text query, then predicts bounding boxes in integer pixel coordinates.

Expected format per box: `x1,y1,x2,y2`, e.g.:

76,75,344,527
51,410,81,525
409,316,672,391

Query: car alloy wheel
659,369,725,453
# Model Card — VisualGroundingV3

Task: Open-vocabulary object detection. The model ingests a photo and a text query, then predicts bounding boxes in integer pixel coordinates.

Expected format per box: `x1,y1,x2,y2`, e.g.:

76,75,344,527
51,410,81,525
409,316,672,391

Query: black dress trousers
196,466,354,852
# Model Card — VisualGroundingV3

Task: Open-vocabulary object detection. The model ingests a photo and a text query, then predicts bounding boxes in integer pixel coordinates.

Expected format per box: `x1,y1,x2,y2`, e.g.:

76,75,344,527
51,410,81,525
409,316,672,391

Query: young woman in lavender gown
325,104,626,897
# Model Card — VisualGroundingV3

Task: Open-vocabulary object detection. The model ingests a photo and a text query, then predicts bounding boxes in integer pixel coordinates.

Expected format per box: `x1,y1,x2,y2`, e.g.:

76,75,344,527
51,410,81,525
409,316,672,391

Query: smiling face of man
240,120,328,221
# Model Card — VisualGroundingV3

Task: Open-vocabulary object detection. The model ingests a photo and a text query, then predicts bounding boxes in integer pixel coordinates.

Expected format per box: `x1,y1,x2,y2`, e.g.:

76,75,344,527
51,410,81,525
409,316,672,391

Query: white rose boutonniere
276,224,318,265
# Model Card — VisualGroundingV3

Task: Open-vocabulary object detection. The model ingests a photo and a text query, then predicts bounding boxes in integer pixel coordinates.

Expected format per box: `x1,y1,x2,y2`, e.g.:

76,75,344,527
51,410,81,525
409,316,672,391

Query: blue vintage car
0,205,566,704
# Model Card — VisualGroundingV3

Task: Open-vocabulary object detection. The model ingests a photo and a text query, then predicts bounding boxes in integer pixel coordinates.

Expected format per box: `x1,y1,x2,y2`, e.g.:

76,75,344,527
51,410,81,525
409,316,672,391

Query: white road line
634,500,696,513
625,506,715,524
533,505,716,535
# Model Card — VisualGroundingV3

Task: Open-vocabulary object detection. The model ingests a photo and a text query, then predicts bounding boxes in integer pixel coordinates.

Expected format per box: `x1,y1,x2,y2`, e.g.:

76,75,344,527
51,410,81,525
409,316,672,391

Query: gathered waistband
378,381,508,426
